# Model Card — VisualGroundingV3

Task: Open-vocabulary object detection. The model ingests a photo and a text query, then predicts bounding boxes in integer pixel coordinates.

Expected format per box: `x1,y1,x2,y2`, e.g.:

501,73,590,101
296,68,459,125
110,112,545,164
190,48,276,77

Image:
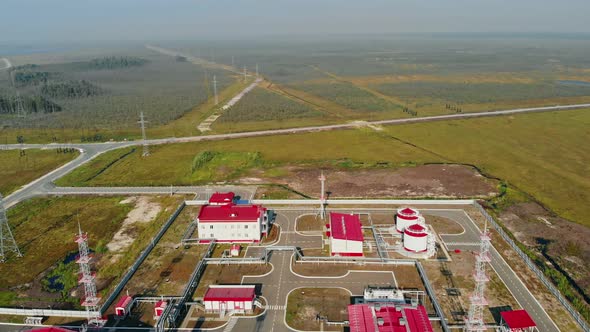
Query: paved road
238,210,396,332
0,58,11,70
2,102,588,210
432,209,561,332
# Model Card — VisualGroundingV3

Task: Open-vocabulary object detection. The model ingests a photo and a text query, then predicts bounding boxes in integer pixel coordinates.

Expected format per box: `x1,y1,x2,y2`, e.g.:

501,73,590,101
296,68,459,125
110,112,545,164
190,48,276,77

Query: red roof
198,204,266,222
399,207,417,216
204,285,256,302
155,300,167,308
405,224,428,238
347,304,433,332
330,212,363,242
501,310,536,329
209,192,235,204
115,295,132,309
29,329,74,332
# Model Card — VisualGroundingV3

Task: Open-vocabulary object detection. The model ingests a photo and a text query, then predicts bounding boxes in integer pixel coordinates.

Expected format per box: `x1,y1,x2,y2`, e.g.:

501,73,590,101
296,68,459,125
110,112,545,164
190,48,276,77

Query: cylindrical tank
403,223,428,252
396,207,419,233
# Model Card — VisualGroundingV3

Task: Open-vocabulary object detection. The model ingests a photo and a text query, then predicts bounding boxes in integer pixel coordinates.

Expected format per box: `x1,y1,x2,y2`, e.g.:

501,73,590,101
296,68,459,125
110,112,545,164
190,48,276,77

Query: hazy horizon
1,0,589,43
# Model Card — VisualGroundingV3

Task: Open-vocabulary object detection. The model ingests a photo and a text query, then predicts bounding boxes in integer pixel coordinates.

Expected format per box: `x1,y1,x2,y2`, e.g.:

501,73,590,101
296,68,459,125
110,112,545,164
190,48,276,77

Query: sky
1,0,589,42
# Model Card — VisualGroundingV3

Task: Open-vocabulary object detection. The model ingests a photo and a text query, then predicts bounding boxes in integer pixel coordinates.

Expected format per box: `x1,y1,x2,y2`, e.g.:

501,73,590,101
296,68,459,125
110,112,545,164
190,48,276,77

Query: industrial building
328,212,364,257
114,295,133,317
347,303,434,332
203,285,256,315
154,300,168,320
500,310,538,332
197,203,269,243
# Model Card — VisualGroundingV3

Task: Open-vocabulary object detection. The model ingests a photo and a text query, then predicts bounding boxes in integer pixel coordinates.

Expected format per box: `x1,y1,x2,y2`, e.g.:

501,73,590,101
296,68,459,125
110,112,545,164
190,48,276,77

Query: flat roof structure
203,285,256,302
198,204,266,223
208,192,235,205
501,310,537,330
348,303,433,332
330,212,363,242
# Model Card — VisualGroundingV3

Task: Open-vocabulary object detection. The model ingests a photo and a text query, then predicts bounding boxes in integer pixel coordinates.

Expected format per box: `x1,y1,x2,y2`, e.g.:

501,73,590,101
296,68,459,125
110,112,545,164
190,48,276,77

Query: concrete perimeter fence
473,203,590,331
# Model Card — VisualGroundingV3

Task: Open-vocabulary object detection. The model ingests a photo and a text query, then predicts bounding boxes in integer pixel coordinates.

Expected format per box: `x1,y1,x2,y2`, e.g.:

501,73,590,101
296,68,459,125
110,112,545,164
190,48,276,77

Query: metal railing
416,261,450,332
0,308,87,317
100,202,187,313
473,203,590,331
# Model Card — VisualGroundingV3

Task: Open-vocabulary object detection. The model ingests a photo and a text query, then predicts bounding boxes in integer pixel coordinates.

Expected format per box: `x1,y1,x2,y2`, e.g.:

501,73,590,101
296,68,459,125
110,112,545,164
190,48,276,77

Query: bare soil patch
297,214,324,232
247,164,498,199
107,196,162,253
427,215,465,235
499,202,590,296
286,287,350,331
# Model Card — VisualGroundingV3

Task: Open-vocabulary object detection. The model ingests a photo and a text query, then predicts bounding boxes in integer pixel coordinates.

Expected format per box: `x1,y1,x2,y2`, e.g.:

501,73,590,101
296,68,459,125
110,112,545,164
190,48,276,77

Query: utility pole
256,63,259,77
243,66,247,82
318,172,327,219
15,92,26,118
138,112,150,157
213,75,219,105
465,226,491,331
0,194,22,262
231,56,235,68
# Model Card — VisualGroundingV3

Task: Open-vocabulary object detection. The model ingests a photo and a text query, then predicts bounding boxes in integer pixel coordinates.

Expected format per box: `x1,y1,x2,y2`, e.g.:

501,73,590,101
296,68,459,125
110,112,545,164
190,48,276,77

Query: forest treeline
41,80,103,98
0,95,62,114
87,56,148,70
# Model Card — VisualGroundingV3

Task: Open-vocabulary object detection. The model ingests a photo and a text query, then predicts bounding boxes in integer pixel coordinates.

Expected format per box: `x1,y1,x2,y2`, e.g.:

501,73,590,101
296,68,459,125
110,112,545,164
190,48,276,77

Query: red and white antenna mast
319,172,327,219
75,224,105,327
465,225,491,331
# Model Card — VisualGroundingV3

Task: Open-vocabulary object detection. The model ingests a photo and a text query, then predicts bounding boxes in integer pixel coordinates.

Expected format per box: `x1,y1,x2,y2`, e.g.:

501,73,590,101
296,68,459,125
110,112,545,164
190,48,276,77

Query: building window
244,225,248,229
210,234,214,238
210,225,214,229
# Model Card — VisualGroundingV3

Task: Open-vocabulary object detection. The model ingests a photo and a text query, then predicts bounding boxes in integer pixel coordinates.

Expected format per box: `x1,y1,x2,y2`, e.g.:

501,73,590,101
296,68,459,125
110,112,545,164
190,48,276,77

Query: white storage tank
396,207,420,233
403,224,428,252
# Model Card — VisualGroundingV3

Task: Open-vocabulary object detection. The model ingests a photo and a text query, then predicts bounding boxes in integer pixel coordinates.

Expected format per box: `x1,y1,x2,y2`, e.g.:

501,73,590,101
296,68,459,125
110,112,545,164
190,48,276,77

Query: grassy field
56,108,590,228
216,86,320,123
55,128,436,187
0,149,78,195
286,288,350,331
0,197,131,301
0,195,184,309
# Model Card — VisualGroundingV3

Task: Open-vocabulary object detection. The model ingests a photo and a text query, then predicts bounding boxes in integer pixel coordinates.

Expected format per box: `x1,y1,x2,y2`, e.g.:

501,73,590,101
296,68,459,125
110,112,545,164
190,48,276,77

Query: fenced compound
473,203,590,332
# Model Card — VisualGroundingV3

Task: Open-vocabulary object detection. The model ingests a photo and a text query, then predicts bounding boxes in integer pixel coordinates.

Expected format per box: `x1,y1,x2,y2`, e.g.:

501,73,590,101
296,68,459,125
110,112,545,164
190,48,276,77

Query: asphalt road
433,209,561,332
2,102,589,210
0,58,11,70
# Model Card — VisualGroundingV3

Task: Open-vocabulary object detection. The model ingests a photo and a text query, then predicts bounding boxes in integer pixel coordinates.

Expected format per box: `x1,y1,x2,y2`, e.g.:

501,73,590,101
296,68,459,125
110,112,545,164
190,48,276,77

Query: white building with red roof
329,212,364,257
208,192,235,205
203,285,256,314
197,204,269,243
348,303,434,332
500,310,538,331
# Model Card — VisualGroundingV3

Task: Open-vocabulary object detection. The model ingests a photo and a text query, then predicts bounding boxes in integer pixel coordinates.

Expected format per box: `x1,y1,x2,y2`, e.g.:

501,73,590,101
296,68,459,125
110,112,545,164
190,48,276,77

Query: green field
0,149,78,196
56,108,590,228
293,81,401,113
216,87,320,123
0,195,184,308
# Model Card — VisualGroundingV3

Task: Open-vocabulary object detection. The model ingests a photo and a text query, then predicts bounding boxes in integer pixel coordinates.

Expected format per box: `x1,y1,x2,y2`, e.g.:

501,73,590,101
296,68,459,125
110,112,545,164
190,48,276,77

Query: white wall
198,220,261,241
331,238,363,255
